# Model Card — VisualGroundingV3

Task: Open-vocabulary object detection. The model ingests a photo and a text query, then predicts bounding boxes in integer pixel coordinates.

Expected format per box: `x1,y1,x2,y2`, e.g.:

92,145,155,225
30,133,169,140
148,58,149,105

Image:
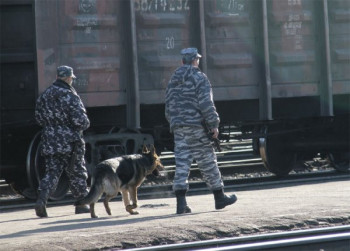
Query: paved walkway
0,179,349,250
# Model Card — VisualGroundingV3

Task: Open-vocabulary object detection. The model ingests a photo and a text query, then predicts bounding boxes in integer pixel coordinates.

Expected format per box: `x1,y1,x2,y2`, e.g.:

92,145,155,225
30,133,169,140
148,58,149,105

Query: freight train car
1,0,349,200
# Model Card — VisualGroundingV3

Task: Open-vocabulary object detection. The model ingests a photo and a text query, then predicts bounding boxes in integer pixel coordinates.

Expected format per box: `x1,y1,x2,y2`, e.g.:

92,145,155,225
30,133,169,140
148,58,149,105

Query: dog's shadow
0,204,219,240
47,207,218,226
0,199,218,239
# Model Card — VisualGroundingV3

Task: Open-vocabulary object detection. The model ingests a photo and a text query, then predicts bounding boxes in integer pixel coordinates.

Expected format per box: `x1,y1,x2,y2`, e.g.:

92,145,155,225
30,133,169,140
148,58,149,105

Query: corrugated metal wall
33,0,349,119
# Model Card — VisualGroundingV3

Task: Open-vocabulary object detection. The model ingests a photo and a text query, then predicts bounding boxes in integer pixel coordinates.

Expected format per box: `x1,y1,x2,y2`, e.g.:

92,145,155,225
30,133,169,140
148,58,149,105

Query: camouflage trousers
38,144,88,200
173,126,224,191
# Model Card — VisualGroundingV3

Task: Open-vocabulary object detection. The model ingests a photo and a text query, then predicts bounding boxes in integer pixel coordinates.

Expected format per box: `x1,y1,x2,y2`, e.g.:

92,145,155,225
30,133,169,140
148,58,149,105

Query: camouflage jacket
35,79,90,155
165,64,220,131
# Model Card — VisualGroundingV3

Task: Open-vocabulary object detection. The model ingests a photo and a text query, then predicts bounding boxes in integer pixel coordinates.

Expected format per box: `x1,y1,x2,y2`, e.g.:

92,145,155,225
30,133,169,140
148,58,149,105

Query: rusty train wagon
1,0,349,200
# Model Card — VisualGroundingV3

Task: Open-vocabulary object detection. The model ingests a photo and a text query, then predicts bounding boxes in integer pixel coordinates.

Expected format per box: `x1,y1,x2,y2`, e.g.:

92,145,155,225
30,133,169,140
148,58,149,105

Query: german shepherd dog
75,145,164,218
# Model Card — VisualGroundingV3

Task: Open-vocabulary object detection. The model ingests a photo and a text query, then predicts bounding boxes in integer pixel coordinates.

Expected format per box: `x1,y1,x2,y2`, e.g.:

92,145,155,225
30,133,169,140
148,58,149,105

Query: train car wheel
108,126,121,134
259,126,296,177
26,132,69,201
328,152,350,172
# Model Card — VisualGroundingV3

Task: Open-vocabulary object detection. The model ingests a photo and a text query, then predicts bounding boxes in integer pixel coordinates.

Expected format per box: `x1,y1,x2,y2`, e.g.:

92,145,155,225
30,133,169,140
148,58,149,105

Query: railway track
1,139,348,211
124,225,350,251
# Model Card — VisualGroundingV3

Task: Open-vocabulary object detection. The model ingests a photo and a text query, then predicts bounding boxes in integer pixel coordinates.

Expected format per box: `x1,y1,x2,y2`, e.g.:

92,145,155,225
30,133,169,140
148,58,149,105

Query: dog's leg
90,203,98,218
103,196,112,215
122,189,139,215
129,186,138,209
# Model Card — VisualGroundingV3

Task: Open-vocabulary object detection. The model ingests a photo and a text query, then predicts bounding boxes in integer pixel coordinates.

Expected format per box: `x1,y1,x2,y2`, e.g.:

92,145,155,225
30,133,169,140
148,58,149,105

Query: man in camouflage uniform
34,65,90,217
165,48,237,214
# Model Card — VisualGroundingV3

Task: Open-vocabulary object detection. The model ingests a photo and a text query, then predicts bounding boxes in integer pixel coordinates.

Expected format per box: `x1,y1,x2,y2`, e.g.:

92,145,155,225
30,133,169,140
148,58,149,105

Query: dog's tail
74,175,104,206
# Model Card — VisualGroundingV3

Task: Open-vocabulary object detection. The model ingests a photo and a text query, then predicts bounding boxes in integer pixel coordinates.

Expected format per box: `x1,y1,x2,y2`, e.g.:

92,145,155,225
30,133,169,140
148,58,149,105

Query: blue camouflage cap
181,48,202,64
57,65,76,78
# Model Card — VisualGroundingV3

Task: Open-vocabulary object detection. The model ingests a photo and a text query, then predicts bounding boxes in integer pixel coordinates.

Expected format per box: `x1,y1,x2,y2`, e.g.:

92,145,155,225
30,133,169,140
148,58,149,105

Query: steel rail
124,225,350,251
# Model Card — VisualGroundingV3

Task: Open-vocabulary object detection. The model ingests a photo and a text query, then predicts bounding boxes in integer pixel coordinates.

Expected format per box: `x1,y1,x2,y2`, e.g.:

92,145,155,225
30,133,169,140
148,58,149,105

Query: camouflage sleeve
68,94,90,131
196,73,220,129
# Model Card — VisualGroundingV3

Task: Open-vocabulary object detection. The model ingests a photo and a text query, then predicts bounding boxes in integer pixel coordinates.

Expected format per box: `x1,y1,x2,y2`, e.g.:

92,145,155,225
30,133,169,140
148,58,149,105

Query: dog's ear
142,145,149,154
149,144,156,155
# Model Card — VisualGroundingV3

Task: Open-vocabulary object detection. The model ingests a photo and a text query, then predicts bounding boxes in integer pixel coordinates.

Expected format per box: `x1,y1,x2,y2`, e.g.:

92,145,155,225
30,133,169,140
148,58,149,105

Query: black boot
213,189,237,210
35,190,49,218
175,190,192,214
75,205,90,214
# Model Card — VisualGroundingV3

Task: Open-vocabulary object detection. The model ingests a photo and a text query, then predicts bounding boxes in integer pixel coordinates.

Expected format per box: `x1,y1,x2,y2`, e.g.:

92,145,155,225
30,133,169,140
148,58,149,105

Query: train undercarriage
2,114,349,201
243,115,350,176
